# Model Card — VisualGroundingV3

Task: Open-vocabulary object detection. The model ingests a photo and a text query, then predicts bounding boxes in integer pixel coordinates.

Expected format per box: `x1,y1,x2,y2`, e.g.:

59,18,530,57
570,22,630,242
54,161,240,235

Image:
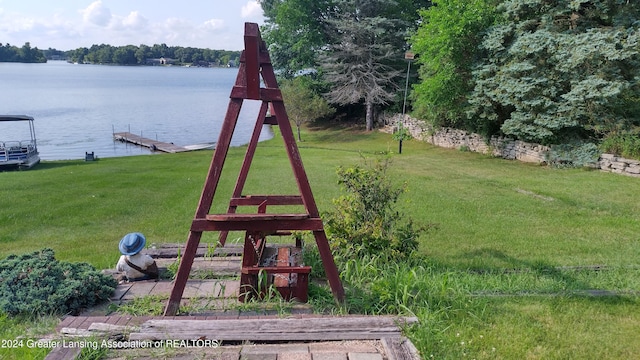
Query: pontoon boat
0,115,40,169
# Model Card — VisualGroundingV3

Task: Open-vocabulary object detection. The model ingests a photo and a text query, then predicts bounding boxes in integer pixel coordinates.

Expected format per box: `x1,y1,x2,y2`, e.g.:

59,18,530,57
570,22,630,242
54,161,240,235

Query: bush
546,142,600,168
323,159,426,261
0,248,117,316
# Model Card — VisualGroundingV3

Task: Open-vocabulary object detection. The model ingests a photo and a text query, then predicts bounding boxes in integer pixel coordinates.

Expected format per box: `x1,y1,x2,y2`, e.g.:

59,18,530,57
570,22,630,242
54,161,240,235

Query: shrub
546,142,600,168
323,158,426,261
0,248,117,316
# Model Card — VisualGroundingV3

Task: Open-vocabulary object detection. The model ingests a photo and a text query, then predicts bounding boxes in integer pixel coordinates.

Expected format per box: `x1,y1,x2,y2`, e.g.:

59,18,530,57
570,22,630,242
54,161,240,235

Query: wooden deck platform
47,315,420,360
113,132,190,153
43,241,421,360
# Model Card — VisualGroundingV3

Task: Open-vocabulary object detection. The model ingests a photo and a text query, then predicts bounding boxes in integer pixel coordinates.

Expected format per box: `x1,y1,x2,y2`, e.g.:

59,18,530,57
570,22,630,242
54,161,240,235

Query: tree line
261,0,640,158
0,42,240,67
0,42,47,63
64,44,241,67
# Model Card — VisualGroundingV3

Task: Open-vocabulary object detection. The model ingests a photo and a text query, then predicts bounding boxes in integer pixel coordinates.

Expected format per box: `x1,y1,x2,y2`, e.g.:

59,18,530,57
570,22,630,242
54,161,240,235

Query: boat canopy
0,115,35,121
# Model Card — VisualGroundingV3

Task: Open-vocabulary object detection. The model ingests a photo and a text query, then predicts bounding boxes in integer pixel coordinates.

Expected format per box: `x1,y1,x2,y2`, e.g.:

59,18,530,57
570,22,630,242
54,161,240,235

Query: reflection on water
0,61,272,161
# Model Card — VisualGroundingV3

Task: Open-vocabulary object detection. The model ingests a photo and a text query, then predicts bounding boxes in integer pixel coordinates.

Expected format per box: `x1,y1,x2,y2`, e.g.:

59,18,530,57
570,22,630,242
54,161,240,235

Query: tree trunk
365,100,374,131
297,124,302,142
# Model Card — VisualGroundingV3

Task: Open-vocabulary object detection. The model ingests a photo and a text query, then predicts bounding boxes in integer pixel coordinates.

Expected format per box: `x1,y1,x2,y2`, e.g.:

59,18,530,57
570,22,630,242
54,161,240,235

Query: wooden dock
113,132,190,153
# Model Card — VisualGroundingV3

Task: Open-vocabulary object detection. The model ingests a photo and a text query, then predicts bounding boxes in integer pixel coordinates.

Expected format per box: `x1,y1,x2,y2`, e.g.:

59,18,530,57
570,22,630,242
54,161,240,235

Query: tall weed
600,131,640,160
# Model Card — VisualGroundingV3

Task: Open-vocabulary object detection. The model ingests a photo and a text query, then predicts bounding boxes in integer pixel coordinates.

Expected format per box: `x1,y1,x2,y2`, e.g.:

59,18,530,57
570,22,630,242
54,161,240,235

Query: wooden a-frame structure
164,23,345,316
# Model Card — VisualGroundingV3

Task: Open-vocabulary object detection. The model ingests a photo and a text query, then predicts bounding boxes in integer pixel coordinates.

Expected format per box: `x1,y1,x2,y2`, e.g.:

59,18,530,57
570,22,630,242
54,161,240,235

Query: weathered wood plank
154,257,241,277
56,316,77,331
382,337,421,360
130,331,403,341
129,316,418,342
110,283,132,301
87,322,140,334
144,244,244,258
60,328,93,337
141,316,417,330
44,346,82,360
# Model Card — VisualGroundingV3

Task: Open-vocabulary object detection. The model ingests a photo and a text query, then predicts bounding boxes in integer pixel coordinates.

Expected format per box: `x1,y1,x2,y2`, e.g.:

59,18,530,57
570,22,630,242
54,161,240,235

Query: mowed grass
1,126,640,359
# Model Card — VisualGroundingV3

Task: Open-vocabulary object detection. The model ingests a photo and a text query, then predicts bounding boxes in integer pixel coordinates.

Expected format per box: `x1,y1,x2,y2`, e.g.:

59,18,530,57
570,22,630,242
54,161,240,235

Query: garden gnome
116,232,158,281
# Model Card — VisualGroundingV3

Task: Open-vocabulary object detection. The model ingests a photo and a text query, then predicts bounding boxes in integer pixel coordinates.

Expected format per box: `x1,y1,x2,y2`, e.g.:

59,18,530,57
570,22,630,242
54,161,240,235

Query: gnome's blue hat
119,232,146,256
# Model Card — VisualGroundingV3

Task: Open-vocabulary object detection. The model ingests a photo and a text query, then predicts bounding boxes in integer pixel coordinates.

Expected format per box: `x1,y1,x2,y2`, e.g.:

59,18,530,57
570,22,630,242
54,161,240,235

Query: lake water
0,61,271,161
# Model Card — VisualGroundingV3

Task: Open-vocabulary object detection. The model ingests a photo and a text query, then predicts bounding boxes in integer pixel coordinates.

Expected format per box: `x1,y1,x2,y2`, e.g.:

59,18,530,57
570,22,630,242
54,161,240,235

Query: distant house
160,57,175,65
146,57,176,66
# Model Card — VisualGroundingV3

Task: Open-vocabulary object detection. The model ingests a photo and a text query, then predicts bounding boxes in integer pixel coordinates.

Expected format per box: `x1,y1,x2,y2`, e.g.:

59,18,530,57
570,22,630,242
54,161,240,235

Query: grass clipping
0,248,117,316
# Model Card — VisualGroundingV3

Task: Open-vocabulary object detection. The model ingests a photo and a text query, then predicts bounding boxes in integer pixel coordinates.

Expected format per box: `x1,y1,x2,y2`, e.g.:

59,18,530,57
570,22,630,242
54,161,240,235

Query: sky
0,0,265,51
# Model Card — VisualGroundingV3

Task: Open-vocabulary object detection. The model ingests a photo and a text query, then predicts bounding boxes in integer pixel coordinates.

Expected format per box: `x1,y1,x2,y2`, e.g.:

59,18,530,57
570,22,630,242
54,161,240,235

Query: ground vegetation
1,127,639,358
0,248,116,316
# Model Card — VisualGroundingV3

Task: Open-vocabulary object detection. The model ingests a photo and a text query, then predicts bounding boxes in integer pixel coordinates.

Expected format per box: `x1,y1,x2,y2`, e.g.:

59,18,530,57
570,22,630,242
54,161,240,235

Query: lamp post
397,51,414,154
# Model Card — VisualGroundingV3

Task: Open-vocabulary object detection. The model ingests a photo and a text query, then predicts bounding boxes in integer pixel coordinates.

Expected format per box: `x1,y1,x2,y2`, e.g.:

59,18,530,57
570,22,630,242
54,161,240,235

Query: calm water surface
0,61,271,161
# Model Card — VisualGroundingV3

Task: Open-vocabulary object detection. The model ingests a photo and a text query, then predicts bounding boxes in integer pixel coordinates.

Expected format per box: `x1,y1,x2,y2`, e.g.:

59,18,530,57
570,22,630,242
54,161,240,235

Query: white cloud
121,11,148,30
106,10,149,32
81,1,112,27
0,9,79,48
241,1,262,19
0,1,264,50
202,19,225,31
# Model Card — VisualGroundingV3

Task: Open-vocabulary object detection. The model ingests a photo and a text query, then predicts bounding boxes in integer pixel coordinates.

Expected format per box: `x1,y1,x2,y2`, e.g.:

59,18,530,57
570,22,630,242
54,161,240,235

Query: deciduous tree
261,0,334,78
281,76,335,141
409,0,498,131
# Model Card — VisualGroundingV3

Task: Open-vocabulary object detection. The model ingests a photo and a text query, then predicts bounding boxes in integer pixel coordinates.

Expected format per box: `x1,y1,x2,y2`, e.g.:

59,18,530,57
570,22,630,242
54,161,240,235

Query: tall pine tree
261,0,430,130
319,0,407,130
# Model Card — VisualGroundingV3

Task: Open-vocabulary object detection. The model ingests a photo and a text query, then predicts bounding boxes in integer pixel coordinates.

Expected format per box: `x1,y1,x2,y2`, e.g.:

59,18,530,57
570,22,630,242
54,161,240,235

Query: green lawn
1,126,639,359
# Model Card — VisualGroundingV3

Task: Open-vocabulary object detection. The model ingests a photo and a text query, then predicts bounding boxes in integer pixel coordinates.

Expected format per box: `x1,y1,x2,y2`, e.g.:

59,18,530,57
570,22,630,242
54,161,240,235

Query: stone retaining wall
427,127,550,164
381,114,639,178
598,154,640,177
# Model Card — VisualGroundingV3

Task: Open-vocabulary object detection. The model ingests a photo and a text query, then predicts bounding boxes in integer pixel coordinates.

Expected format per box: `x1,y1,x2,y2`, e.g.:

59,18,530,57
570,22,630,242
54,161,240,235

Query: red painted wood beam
243,23,260,100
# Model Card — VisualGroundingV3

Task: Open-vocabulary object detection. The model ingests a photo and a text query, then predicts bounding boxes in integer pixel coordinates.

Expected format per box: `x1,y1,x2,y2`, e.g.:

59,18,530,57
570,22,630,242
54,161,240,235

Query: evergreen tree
262,0,430,130
466,0,640,144
319,0,419,131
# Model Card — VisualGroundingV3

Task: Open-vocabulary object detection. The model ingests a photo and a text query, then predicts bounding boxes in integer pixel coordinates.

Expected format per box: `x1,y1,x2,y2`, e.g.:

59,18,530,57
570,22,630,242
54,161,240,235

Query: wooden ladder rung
192,215,323,232
241,266,312,274
206,213,309,221
229,195,303,206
